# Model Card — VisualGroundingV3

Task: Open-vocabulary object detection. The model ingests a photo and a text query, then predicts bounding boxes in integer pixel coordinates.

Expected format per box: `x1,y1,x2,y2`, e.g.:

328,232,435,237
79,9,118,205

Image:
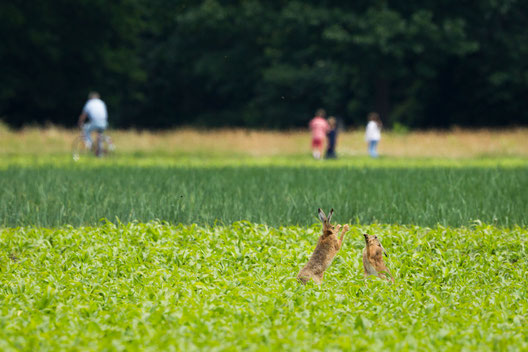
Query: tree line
1,0,527,129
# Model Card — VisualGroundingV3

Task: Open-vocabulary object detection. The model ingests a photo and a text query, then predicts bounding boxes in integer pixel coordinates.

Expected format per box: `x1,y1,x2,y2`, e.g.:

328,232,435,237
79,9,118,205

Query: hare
363,234,394,282
297,208,349,284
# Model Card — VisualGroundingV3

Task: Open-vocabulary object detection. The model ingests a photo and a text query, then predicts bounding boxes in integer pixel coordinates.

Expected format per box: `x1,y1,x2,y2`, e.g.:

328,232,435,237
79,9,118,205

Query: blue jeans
83,122,106,155
368,140,379,158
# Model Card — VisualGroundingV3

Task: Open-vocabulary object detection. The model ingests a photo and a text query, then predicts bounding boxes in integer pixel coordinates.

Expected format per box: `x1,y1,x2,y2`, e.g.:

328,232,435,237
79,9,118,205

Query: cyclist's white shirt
83,98,108,127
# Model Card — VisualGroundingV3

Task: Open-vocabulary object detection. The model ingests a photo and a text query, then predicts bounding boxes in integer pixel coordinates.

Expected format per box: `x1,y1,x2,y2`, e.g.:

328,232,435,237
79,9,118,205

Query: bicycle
72,130,115,161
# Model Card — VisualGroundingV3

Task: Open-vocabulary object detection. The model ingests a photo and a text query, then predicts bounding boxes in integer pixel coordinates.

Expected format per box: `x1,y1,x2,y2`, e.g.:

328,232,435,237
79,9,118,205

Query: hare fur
363,234,394,282
297,208,349,284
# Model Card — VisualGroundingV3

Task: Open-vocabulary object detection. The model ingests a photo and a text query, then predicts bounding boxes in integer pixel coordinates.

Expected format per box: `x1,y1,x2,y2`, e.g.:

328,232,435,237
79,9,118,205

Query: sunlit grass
1,154,528,170
2,125,528,158
1,222,526,351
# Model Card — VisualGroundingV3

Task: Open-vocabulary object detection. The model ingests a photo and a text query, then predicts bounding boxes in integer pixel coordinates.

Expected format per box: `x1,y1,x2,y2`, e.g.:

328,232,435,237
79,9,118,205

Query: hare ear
327,208,334,222
318,208,326,222
380,242,388,257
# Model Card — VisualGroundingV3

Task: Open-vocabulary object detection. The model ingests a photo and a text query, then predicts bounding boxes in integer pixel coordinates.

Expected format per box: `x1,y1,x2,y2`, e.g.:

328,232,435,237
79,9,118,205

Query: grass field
1,165,527,227
1,222,527,351
1,128,527,351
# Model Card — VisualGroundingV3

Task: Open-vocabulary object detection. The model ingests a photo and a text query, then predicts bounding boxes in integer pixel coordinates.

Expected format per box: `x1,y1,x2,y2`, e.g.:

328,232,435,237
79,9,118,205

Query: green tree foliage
0,0,146,127
1,0,527,128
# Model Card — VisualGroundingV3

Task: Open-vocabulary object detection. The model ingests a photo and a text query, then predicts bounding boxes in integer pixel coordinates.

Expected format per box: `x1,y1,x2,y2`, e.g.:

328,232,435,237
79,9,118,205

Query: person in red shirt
309,109,330,159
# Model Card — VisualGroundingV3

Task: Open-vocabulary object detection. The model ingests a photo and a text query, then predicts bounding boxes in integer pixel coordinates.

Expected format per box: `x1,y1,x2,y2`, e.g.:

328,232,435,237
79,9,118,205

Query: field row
1,165,527,227
1,154,528,170
1,222,526,351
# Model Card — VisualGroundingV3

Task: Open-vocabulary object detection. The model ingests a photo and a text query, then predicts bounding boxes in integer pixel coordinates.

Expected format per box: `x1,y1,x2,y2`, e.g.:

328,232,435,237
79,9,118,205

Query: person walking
365,112,382,158
78,91,108,157
309,109,329,159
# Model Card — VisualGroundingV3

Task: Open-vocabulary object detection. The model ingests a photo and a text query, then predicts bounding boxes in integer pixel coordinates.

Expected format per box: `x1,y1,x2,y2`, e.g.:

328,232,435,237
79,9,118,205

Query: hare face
364,234,384,255
323,222,337,236
364,233,380,245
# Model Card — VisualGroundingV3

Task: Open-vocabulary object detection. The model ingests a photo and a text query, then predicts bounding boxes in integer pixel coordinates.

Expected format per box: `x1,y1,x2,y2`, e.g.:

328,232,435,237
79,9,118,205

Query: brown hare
297,208,349,285
363,234,394,283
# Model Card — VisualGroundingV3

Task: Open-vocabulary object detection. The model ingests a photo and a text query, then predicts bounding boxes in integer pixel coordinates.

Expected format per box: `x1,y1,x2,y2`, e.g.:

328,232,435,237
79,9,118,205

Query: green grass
1,154,528,169
1,222,527,351
1,164,527,227
1,152,527,350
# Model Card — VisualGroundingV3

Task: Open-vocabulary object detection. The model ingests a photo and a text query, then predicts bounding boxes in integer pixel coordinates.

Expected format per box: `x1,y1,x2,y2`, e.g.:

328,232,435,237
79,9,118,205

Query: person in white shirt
365,112,382,158
78,92,108,156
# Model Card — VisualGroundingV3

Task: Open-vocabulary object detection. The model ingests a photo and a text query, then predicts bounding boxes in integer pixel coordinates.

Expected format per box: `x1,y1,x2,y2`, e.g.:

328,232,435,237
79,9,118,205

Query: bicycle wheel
72,136,91,161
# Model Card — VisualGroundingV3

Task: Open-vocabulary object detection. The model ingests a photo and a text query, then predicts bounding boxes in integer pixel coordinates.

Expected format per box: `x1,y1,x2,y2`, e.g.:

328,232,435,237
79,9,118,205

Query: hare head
318,208,336,236
363,233,387,257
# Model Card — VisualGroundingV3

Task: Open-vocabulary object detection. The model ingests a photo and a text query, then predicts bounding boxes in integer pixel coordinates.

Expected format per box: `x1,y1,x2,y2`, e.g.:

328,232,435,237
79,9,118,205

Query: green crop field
1,134,528,351
0,159,527,227
1,222,527,351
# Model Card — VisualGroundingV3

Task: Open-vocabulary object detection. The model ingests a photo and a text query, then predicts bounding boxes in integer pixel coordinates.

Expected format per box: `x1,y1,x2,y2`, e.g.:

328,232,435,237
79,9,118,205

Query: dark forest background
1,0,527,129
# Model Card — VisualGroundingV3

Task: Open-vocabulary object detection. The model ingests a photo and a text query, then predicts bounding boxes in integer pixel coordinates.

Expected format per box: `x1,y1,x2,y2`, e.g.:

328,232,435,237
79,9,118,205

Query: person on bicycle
78,91,108,156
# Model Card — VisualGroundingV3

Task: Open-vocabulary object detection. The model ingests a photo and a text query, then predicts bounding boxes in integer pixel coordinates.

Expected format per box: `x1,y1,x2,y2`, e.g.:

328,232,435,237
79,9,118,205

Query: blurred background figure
325,116,338,159
78,92,108,157
365,112,382,158
309,109,329,159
